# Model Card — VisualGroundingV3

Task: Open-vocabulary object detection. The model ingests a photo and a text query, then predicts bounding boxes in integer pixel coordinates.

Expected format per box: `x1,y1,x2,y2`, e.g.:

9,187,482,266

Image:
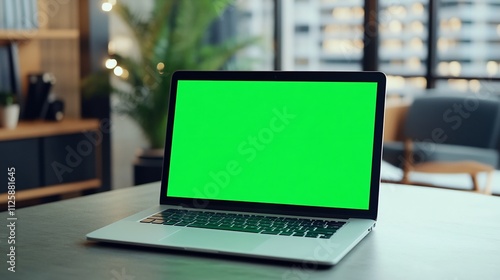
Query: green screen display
166,80,377,210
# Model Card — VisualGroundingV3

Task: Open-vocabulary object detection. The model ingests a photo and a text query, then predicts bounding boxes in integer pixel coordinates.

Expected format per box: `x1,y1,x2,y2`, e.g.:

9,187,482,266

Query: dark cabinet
0,139,40,191
0,120,102,206
0,133,98,191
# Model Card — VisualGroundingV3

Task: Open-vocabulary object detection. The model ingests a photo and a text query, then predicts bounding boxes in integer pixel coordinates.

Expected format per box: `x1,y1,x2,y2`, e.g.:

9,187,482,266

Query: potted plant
82,0,258,184
0,93,20,129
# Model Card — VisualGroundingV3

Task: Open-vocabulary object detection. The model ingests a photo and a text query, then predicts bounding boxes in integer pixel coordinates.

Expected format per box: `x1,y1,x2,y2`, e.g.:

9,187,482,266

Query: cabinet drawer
0,139,40,191
42,133,97,185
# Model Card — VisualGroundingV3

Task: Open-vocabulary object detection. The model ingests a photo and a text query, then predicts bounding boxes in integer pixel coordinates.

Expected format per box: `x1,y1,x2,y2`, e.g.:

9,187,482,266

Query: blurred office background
109,0,500,191
1,0,499,209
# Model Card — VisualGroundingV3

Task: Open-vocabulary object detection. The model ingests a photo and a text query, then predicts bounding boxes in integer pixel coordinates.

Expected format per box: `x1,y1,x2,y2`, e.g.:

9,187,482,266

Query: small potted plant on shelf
0,93,20,129
82,0,258,184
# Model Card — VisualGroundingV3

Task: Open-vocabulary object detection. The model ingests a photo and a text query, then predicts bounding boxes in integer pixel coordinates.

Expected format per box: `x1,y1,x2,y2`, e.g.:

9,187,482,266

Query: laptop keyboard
140,209,345,239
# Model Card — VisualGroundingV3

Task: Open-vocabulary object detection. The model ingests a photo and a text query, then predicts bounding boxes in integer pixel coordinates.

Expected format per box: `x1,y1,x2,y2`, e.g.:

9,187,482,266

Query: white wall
109,0,151,189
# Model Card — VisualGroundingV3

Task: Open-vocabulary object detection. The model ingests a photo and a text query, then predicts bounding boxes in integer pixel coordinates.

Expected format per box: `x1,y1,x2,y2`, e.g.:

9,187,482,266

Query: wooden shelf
0,29,79,42
0,179,101,205
0,119,100,141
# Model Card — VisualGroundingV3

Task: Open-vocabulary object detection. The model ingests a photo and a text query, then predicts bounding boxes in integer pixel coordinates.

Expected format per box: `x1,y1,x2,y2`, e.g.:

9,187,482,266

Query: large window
437,0,500,78
239,0,500,94
379,0,428,95
435,0,500,93
235,0,275,70
281,0,364,71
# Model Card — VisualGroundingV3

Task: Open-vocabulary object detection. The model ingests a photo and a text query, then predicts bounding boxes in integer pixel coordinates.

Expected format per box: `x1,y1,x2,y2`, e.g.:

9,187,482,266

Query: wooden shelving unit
0,0,108,207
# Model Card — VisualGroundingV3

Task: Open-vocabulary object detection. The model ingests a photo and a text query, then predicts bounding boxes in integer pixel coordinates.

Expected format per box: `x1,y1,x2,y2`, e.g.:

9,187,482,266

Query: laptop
87,71,386,266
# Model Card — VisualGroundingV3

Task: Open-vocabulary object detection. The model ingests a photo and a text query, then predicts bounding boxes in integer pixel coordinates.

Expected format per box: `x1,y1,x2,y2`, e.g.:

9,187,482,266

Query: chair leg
401,139,413,184
483,171,494,195
401,171,410,184
471,173,481,193
471,171,494,195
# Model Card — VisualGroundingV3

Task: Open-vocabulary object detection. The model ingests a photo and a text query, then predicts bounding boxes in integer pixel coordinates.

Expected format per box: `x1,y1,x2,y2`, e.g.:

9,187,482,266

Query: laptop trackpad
158,228,269,252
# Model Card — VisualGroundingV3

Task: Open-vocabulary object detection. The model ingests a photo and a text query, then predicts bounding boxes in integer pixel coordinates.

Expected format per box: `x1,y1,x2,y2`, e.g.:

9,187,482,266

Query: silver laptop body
87,71,387,266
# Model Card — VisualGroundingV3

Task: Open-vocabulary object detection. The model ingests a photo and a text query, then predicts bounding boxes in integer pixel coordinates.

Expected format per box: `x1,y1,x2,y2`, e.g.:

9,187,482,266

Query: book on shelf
0,0,38,30
0,0,5,29
9,43,23,117
14,0,23,30
0,45,13,93
0,43,23,116
2,0,15,29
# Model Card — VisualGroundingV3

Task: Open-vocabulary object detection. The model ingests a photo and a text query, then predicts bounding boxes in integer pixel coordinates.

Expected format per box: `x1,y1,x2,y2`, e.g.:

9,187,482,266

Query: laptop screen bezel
159,71,386,220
